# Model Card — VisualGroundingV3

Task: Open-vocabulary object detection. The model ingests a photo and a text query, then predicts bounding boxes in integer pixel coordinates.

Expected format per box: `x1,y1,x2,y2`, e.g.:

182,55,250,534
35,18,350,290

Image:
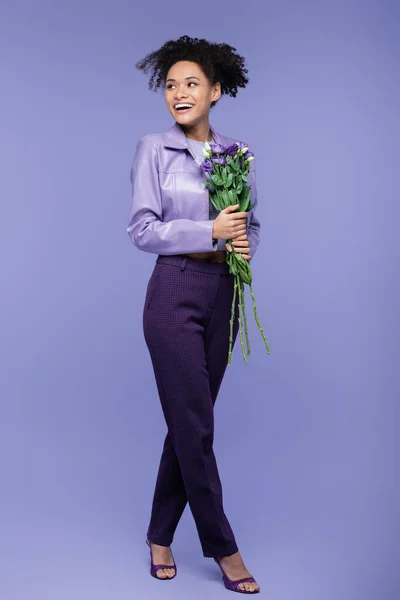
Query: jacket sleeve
246,163,261,259
127,136,218,254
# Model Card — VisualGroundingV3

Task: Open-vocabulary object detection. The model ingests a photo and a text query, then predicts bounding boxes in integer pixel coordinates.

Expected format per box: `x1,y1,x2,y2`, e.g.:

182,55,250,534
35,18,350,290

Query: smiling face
164,61,221,128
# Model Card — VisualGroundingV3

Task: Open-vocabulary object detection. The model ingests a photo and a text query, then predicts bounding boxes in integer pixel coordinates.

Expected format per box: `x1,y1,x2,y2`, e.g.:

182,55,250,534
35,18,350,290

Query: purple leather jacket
127,122,261,258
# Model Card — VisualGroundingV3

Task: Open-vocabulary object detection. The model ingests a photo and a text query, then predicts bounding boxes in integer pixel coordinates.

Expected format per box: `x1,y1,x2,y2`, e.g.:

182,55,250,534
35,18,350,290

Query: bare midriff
184,250,227,263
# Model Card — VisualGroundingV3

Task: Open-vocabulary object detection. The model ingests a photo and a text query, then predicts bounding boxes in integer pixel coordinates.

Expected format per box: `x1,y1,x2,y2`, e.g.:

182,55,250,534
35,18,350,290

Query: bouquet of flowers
201,141,271,365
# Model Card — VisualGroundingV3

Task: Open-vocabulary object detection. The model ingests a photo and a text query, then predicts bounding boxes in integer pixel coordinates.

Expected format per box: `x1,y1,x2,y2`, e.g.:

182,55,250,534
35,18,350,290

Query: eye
166,84,176,89
188,81,197,87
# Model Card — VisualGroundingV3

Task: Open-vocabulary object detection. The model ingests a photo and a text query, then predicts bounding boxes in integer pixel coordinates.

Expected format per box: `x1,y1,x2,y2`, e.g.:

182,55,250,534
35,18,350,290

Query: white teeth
174,103,193,109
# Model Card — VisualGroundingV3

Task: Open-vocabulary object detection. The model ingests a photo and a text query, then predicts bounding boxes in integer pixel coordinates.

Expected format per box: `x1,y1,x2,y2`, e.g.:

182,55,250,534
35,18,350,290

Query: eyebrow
165,76,200,83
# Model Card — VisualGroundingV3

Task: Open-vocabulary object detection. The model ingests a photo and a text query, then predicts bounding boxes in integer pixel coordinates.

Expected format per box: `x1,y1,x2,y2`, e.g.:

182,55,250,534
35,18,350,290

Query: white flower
202,147,211,158
240,146,249,155
246,155,255,162
204,141,212,152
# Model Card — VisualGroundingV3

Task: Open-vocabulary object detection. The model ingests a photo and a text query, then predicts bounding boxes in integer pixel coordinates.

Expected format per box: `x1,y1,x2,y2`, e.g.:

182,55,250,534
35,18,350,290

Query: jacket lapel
163,121,230,149
163,122,188,149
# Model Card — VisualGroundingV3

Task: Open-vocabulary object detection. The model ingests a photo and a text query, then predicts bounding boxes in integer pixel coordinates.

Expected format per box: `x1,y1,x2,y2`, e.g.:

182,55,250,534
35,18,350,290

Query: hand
212,204,248,240
225,233,251,261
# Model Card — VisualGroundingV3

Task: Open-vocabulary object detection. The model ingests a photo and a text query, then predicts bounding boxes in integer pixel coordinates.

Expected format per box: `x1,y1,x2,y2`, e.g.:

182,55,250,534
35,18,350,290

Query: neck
181,120,212,142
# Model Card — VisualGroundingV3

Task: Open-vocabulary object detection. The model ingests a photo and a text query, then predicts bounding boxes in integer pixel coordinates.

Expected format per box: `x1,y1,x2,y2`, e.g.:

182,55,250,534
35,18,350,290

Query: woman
127,35,261,594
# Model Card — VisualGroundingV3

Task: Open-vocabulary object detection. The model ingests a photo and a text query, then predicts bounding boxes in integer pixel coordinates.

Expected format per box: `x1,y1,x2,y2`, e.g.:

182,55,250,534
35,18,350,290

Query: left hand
225,234,251,261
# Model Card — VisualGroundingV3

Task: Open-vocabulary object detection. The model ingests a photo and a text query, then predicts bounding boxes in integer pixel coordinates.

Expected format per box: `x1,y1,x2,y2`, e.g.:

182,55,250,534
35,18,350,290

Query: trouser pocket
144,265,162,310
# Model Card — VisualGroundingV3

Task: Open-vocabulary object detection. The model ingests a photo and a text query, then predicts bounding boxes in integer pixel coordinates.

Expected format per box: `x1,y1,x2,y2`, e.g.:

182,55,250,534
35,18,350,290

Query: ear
212,82,222,103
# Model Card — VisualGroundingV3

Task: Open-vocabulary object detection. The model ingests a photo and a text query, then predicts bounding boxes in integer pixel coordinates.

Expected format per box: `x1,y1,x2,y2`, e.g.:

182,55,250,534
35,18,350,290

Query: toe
237,583,245,591
252,582,260,592
156,569,167,579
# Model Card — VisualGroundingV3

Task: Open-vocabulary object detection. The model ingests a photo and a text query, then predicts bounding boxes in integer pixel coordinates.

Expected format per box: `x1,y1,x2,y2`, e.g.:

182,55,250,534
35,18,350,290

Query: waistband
156,254,231,275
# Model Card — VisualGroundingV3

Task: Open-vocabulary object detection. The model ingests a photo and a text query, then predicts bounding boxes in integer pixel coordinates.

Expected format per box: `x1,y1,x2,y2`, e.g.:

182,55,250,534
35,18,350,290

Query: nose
173,84,189,100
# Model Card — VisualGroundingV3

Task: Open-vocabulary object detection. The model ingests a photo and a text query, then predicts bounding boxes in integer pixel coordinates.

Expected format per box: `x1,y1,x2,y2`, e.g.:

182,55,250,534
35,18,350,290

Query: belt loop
180,257,188,271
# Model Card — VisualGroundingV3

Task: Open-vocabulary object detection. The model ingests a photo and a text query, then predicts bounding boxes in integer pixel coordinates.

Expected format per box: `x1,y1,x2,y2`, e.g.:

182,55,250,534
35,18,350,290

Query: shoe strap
152,563,176,570
230,576,256,585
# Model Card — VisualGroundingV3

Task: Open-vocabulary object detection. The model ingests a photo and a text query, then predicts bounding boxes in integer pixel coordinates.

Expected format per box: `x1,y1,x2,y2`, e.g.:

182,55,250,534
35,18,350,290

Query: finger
232,225,247,234
231,240,250,247
235,247,250,256
231,234,248,243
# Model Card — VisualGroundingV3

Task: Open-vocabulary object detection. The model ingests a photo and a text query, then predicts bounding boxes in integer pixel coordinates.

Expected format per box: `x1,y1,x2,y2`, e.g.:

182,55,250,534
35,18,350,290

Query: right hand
212,204,248,240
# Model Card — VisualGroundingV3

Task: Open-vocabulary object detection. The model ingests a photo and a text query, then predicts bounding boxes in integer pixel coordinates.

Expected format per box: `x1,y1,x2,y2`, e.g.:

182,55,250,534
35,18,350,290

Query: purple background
1,1,398,599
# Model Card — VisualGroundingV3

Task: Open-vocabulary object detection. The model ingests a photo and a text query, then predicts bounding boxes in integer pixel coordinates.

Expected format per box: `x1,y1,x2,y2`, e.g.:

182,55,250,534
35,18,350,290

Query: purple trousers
142,254,240,558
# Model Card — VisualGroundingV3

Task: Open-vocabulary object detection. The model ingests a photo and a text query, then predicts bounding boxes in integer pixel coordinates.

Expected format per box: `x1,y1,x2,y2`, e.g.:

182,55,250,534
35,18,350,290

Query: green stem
241,278,251,356
228,276,238,366
237,275,248,364
249,283,271,354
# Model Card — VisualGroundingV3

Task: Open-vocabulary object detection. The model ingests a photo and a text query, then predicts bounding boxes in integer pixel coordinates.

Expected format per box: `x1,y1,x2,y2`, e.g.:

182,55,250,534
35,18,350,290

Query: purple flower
210,142,225,154
201,159,213,173
211,154,226,165
244,151,254,160
224,143,239,156
238,141,248,150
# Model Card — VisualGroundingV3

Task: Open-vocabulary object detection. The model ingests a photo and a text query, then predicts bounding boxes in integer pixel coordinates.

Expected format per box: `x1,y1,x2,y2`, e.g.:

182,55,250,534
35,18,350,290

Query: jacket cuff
198,219,218,251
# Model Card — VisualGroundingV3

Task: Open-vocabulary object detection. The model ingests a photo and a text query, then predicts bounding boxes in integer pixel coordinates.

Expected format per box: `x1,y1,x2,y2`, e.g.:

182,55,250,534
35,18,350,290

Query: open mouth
174,103,194,113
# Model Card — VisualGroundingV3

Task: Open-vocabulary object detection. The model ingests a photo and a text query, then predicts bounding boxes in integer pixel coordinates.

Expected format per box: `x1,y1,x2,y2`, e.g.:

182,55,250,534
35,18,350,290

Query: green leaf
203,180,214,188
222,189,231,207
211,174,223,186
232,157,240,172
228,189,237,205
226,173,234,187
211,189,222,210
241,187,250,209
241,174,248,182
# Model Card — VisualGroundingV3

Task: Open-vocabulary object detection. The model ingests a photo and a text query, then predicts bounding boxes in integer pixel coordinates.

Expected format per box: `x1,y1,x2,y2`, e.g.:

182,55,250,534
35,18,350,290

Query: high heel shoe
146,539,177,580
214,557,260,594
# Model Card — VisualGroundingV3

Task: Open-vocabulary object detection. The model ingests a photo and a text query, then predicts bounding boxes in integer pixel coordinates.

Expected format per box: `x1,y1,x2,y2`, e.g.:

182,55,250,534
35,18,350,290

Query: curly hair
136,35,249,106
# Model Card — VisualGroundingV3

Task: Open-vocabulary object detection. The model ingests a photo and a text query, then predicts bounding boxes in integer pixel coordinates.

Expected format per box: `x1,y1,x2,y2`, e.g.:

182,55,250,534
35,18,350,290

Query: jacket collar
163,121,228,150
